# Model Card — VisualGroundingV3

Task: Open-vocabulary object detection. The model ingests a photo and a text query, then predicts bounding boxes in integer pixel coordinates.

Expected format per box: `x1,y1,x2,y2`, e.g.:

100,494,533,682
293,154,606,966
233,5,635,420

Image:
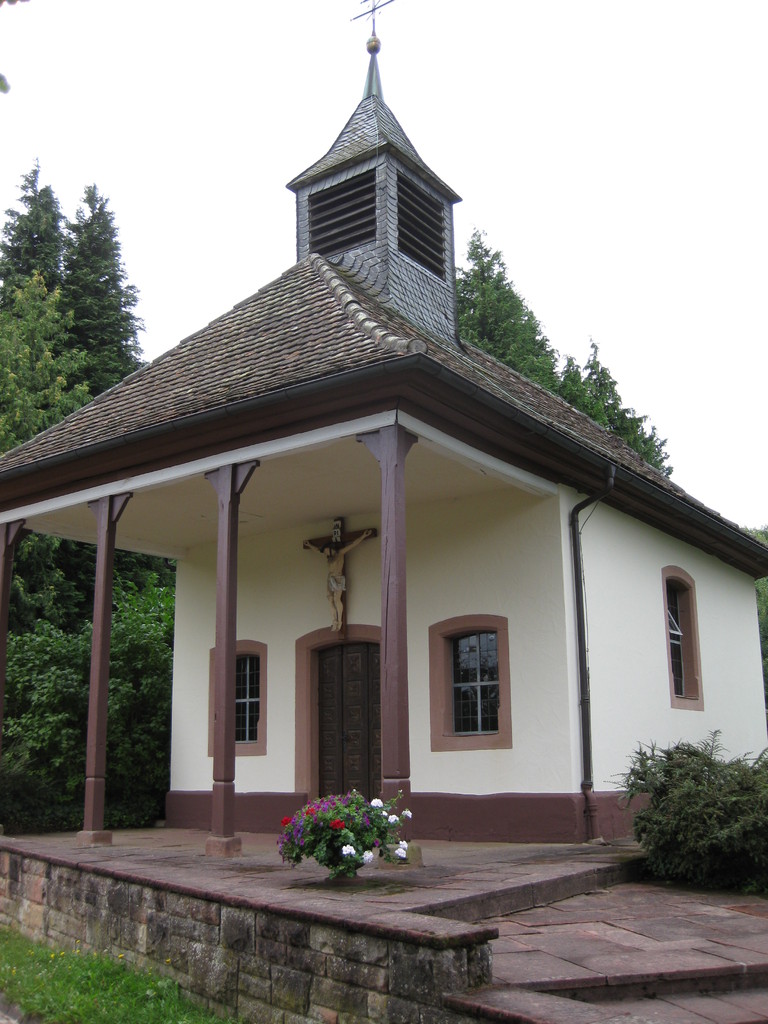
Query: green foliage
0,577,174,833
61,184,143,396
456,230,670,475
0,163,64,305
0,272,88,452
0,927,237,1024
572,341,670,473
622,732,768,890
0,741,59,832
278,791,411,879
0,166,169,638
104,580,175,824
457,230,560,392
9,535,95,634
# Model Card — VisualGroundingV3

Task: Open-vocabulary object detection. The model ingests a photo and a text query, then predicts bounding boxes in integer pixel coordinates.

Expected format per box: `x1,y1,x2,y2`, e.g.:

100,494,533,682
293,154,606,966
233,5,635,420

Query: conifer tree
0,272,91,631
0,163,64,307
574,342,669,473
61,185,143,395
456,231,560,393
0,169,166,634
0,272,87,451
456,230,670,475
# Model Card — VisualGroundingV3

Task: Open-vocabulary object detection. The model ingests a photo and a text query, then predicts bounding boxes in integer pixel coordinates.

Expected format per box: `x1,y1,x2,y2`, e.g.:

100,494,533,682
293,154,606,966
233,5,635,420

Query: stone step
446,981,768,1023
446,984,635,1022
414,856,642,923
543,964,768,1004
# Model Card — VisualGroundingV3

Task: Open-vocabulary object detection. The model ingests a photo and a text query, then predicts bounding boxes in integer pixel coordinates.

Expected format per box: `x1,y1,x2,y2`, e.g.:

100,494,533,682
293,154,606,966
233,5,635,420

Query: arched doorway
318,642,381,800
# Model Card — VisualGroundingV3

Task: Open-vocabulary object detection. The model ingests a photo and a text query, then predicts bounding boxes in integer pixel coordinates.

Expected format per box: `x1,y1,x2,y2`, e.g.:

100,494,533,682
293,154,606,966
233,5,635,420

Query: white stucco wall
170,479,765,802
406,488,577,794
578,501,766,790
170,516,382,793
170,486,579,797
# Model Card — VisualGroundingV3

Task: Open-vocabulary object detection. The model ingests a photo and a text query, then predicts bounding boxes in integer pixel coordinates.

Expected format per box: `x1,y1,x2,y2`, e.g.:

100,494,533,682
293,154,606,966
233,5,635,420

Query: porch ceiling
20,432,535,559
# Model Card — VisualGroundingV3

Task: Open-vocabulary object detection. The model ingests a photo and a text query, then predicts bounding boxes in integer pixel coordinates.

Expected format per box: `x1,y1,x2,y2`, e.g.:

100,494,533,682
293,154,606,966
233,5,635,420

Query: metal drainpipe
569,465,615,841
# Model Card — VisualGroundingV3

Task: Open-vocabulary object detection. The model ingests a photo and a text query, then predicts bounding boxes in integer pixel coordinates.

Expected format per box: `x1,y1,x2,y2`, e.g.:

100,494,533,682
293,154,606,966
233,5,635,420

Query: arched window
662,567,703,710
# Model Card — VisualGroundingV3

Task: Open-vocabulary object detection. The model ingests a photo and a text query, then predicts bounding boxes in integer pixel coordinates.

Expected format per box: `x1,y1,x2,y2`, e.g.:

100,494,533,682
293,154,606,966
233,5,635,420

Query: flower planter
278,791,412,880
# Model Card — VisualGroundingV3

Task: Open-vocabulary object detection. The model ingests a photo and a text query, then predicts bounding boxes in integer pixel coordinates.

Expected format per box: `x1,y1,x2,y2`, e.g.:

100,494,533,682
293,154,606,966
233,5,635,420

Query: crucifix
303,517,377,632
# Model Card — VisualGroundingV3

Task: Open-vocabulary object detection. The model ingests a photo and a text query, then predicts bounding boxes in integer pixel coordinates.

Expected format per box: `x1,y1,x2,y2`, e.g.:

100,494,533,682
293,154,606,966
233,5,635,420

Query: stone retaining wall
0,849,495,1022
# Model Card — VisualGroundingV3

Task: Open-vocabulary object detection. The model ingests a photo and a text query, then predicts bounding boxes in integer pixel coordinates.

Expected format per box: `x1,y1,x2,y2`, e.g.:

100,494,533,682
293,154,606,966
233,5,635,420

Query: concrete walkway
1,829,768,1021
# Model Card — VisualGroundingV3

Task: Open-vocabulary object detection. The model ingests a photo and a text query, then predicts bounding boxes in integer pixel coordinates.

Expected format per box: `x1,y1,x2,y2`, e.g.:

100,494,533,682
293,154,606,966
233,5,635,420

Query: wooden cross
303,517,377,633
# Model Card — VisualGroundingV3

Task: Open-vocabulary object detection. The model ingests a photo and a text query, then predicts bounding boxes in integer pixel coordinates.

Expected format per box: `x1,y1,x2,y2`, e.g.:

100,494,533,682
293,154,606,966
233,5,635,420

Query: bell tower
287,33,462,342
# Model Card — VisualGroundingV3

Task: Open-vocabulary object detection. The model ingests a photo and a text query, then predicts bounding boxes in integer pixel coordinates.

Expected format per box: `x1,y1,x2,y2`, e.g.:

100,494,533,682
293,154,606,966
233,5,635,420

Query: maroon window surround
208,640,268,757
661,565,704,711
429,614,512,752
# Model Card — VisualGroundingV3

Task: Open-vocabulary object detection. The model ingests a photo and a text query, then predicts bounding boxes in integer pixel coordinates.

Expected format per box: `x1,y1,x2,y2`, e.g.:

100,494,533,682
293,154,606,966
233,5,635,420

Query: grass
0,927,237,1024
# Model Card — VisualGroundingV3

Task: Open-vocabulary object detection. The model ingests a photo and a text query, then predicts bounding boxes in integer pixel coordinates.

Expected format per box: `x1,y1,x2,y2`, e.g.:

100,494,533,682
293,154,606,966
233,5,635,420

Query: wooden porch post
78,493,131,847
359,424,416,801
205,461,257,857
0,520,26,766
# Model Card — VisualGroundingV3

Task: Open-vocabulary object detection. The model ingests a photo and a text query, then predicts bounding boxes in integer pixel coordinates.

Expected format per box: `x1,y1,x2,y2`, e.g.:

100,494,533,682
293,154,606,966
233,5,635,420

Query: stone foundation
0,848,495,1022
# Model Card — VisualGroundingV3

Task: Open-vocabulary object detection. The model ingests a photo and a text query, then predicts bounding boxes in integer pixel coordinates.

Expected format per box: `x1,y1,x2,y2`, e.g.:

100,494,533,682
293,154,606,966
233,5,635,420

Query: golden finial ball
367,35,381,55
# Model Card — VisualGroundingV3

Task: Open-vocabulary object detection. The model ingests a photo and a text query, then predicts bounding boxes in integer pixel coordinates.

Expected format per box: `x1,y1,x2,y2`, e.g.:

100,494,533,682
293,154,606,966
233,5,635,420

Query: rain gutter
569,465,616,841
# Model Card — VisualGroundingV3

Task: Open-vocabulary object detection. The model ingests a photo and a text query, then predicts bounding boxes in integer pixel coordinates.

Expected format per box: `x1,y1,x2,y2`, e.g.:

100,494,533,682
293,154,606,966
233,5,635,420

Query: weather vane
352,0,395,36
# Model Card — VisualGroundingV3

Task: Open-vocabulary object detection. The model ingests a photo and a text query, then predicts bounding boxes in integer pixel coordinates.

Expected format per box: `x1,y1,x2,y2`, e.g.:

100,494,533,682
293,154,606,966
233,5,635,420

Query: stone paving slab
662,990,768,1023
6,831,768,1022
466,882,768,1022
0,829,641,932
445,985,633,1022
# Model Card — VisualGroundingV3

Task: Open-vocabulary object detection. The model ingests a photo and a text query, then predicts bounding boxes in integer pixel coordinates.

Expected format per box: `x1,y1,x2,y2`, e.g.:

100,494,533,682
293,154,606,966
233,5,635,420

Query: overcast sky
1,1,766,529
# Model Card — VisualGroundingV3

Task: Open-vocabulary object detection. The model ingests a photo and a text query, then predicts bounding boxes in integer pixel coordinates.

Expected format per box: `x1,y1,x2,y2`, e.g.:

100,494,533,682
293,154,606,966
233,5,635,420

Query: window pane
453,684,479,733
478,632,498,681
452,633,499,734
247,700,259,742
480,683,499,732
453,634,479,685
670,641,684,697
235,654,260,742
666,584,685,697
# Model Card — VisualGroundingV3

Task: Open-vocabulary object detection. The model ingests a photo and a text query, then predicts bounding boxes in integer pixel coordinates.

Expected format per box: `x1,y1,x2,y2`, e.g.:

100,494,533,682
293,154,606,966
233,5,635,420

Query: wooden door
318,643,381,800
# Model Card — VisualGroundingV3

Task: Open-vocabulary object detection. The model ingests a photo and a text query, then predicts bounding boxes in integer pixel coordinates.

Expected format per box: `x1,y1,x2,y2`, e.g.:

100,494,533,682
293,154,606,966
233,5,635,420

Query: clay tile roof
0,257,415,474
1,251,766,577
0,253,706,503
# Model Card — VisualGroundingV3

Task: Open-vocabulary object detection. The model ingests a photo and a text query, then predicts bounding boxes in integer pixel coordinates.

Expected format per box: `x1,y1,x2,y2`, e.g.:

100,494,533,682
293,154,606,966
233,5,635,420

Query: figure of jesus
304,528,374,632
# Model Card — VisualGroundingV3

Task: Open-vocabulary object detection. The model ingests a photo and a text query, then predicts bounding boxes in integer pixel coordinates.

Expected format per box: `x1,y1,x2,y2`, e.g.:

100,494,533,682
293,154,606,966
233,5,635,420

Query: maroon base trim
407,791,635,843
165,789,635,843
165,791,309,832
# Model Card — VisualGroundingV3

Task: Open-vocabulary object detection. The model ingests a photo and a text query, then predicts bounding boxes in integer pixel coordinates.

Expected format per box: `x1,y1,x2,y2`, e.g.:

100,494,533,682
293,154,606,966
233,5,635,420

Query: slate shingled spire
287,34,461,342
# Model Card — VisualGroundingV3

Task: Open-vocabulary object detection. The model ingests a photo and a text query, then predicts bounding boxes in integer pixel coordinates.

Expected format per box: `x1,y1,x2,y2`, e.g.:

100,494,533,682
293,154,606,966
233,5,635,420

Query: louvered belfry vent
308,170,377,257
397,173,445,278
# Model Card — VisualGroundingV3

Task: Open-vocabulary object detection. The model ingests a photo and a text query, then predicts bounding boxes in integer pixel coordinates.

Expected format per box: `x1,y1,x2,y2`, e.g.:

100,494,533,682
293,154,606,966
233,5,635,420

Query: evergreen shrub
623,731,768,890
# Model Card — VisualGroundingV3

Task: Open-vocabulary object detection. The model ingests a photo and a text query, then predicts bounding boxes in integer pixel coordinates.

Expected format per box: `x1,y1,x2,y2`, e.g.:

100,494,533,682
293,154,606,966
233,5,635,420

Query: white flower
395,847,407,859
362,850,374,865
398,840,408,849
402,809,412,819
341,845,356,857
370,798,384,808
381,809,388,817
388,814,399,824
